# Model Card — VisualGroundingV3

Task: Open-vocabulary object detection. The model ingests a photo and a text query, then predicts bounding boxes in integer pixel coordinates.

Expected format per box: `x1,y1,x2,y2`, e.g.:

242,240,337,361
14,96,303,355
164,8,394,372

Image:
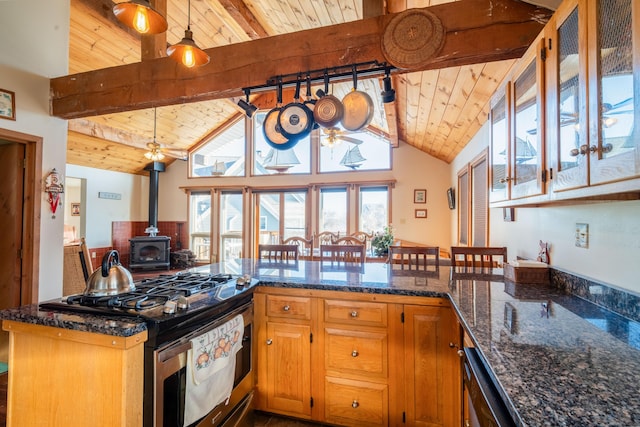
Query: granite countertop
2,259,639,425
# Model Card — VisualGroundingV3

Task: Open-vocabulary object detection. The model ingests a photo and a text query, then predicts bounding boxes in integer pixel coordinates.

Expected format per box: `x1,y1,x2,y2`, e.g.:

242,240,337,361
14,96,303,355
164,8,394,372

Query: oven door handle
156,301,253,363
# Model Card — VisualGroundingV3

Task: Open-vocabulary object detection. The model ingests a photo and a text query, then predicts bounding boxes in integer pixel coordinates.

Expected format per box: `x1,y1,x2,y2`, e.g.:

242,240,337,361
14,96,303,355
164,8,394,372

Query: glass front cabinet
490,0,640,206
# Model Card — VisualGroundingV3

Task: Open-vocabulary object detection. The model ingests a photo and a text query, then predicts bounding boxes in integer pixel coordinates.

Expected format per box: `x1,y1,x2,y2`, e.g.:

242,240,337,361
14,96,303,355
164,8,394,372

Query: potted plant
371,225,394,257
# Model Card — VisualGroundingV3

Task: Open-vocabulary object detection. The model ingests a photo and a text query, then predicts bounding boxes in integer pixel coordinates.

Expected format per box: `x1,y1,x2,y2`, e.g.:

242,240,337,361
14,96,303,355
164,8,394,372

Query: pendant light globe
113,0,168,34
167,0,209,68
167,29,210,68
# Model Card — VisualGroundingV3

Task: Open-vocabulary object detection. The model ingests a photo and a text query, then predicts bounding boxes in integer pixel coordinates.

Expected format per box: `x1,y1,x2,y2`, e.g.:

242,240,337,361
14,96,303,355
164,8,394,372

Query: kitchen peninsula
2,260,639,426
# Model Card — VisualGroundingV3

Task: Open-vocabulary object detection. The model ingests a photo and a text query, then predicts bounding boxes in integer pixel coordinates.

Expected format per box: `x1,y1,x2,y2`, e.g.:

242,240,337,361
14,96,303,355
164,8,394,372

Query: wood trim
51,0,552,119
0,128,41,304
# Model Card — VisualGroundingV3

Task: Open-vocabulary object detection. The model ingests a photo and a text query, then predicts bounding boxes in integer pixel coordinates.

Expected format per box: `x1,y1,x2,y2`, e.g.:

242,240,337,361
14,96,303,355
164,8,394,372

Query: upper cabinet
586,0,640,185
489,32,547,203
490,0,640,207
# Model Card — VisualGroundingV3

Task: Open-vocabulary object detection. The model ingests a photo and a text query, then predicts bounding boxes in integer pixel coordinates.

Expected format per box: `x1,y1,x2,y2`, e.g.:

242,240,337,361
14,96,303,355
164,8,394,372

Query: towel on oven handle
183,314,244,426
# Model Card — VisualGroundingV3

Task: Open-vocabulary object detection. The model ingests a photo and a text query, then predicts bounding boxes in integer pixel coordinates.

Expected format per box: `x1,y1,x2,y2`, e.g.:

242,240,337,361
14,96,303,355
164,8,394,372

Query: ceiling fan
144,108,188,161
321,127,362,148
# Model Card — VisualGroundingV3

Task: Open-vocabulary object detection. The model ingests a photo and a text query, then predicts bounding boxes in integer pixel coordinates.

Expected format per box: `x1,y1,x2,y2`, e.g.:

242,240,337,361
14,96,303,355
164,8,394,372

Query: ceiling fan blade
337,136,362,144
162,148,188,160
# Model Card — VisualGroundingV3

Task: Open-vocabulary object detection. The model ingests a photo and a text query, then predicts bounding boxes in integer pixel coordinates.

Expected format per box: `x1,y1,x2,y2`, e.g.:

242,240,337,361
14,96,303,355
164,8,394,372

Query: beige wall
159,139,452,251
452,122,640,294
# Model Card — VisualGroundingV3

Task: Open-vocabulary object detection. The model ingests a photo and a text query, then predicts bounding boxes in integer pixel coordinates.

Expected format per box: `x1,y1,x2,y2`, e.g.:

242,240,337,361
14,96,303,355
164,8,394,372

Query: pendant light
167,0,210,68
145,108,166,161
113,0,168,35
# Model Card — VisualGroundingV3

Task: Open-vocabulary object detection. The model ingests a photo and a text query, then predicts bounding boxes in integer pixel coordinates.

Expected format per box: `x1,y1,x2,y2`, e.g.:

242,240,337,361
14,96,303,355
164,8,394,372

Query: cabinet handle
498,177,512,183
351,400,359,408
266,339,273,345
283,305,290,311
351,350,359,357
350,311,358,318
588,143,613,154
449,342,464,357
569,144,588,156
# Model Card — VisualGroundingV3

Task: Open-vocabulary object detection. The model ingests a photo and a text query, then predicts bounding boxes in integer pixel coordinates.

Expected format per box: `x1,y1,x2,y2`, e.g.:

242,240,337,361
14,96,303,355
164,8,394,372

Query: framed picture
415,209,427,218
0,89,16,121
71,203,81,216
414,189,426,204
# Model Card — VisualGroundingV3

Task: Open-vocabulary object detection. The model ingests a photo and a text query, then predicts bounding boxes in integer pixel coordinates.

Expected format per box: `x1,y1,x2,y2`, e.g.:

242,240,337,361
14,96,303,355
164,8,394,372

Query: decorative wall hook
44,168,64,218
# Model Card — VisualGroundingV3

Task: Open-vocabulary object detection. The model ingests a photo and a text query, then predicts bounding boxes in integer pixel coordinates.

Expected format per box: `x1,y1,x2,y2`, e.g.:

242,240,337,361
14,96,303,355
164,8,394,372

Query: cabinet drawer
324,299,387,327
324,377,388,426
266,295,311,320
325,328,387,378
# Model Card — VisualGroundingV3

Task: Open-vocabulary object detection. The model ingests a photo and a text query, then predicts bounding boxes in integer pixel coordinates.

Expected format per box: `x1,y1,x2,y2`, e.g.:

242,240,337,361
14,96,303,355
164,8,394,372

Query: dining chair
450,246,507,269
319,244,366,264
63,237,94,296
281,236,314,260
258,244,299,261
389,246,440,271
334,235,366,246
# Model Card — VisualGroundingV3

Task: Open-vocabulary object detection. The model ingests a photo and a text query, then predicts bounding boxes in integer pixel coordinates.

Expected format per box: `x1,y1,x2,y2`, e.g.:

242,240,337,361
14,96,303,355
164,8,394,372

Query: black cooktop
39,272,255,325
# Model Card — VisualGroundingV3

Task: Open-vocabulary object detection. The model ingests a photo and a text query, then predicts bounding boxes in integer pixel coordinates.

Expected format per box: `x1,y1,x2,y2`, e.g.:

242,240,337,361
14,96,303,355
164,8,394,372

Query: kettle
84,250,136,296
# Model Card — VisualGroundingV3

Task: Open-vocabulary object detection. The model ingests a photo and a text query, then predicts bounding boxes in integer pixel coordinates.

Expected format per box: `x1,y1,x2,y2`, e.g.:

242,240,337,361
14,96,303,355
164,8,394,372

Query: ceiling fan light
113,0,168,34
167,29,210,68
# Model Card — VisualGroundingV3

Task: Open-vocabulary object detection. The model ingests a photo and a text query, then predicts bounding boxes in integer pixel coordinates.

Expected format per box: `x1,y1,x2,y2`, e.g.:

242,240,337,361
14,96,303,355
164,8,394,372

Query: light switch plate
575,223,588,248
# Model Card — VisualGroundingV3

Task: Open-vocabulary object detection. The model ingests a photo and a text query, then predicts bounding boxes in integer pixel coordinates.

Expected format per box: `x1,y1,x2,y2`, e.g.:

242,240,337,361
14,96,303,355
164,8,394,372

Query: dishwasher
463,347,518,427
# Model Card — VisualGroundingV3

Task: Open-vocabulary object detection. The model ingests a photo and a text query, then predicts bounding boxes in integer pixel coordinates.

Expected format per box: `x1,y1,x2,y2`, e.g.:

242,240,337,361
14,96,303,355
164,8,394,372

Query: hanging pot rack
241,60,395,95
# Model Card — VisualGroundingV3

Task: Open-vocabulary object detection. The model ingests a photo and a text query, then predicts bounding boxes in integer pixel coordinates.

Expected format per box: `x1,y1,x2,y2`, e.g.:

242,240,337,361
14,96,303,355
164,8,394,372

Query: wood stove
130,236,171,270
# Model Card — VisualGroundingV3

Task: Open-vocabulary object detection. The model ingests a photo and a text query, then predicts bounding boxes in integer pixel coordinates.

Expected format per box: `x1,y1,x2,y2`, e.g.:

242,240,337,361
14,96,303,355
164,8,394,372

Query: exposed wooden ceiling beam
51,0,552,119
217,0,269,39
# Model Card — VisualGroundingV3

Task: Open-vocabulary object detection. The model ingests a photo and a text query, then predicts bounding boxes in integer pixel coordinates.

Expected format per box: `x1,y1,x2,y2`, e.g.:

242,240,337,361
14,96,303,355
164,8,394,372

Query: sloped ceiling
62,0,559,175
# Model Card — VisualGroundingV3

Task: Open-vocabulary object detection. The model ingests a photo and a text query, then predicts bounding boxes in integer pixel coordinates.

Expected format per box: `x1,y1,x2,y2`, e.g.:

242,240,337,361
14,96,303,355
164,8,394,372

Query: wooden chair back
258,244,299,261
389,246,440,271
320,244,366,264
334,236,366,246
450,246,507,269
350,231,373,255
281,236,314,259
315,231,339,245
63,237,93,296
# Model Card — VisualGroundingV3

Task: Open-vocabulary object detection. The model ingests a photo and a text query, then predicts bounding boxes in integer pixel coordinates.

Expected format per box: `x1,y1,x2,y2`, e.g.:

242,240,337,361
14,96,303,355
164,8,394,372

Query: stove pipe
144,161,166,228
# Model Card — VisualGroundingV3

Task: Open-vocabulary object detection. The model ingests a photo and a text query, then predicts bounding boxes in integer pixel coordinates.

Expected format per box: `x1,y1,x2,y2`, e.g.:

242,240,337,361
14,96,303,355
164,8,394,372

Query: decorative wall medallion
381,9,445,69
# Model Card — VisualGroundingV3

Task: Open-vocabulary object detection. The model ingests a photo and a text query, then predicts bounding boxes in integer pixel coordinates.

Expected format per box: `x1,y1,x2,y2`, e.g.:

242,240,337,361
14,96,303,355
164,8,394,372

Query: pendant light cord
187,0,191,31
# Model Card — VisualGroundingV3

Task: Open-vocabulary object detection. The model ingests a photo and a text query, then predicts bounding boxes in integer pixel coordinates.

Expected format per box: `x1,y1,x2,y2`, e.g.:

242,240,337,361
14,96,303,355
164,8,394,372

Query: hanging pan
263,80,298,150
313,72,344,128
277,78,314,141
341,66,375,132
303,74,319,130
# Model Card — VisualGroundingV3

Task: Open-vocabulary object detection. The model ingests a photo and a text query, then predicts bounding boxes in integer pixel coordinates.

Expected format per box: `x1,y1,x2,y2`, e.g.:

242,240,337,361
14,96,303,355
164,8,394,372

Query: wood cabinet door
264,321,312,417
547,0,590,192
489,87,511,203
587,0,640,185
403,305,461,427
510,33,547,200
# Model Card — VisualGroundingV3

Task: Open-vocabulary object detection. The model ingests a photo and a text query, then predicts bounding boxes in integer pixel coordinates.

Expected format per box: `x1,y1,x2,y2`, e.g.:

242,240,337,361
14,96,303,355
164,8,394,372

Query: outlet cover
575,223,588,248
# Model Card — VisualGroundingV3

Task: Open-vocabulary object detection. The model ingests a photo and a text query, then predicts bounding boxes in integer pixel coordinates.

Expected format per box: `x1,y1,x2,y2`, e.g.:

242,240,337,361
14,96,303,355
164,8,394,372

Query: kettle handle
101,250,120,277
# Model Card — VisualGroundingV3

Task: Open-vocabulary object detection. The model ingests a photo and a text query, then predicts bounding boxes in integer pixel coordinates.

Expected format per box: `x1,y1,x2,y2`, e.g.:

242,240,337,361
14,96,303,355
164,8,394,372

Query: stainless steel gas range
40,272,257,427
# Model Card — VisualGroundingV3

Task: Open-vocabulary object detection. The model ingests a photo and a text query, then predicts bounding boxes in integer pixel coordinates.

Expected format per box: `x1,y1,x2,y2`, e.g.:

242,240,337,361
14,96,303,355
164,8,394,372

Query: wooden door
0,142,25,361
403,305,461,427
0,142,23,307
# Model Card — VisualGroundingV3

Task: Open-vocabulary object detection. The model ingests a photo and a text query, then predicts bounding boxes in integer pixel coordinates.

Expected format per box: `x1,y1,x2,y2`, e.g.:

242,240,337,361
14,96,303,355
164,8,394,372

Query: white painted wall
451,122,640,294
66,165,149,248
159,141,452,251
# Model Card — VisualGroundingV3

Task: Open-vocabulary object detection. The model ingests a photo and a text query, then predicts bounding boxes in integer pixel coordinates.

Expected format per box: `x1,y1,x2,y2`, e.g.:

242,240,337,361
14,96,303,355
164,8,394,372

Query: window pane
319,188,347,234
458,172,469,245
319,129,391,172
253,111,311,175
220,192,243,261
258,193,280,244
359,187,388,233
189,192,211,262
283,192,307,239
190,118,245,177
491,95,507,192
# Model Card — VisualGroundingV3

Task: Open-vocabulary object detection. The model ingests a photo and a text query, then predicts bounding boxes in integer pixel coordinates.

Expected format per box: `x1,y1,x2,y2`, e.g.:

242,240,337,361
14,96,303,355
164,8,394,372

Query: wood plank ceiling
65,0,559,175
